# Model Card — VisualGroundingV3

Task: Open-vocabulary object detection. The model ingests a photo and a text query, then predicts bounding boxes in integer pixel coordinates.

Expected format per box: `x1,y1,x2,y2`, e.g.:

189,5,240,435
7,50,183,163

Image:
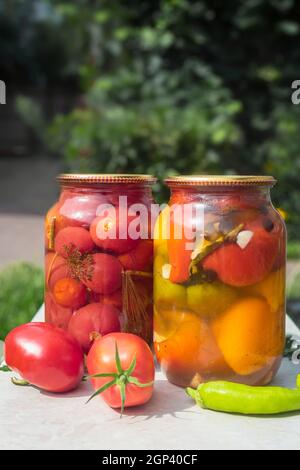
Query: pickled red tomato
59,194,108,227
202,224,278,287
93,289,123,309
107,192,152,210
53,278,87,309
267,212,286,271
209,194,263,213
90,207,140,254
118,240,153,271
55,226,95,257
45,197,100,249
45,292,73,330
45,252,69,291
83,253,122,294
68,303,121,353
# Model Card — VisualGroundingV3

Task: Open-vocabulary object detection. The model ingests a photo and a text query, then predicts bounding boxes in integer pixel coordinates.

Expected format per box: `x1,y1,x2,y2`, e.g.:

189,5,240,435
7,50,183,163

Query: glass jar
154,176,286,388
45,174,156,351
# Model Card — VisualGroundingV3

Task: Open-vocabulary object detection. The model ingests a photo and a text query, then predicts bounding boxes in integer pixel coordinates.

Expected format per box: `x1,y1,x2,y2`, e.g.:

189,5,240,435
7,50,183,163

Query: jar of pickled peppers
154,176,286,388
45,174,156,352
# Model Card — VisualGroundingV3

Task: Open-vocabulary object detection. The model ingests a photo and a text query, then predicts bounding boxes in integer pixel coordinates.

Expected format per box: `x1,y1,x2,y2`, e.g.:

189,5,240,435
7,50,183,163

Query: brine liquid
154,191,286,387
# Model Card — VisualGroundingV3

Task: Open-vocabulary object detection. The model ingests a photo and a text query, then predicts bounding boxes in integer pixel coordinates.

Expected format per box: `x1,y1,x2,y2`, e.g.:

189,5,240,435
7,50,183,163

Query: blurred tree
6,0,300,235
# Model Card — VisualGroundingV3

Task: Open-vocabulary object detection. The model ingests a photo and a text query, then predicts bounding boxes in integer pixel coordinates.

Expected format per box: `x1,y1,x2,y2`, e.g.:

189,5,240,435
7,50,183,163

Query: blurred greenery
0,263,44,340
287,271,300,300
2,0,300,234
287,241,300,260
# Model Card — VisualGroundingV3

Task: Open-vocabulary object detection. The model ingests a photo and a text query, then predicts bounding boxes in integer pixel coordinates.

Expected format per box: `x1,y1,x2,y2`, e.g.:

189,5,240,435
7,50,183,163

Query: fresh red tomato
86,332,155,412
90,207,140,254
4,323,84,393
83,253,122,294
53,277,87,309
68,303,121,353
55,226,95,257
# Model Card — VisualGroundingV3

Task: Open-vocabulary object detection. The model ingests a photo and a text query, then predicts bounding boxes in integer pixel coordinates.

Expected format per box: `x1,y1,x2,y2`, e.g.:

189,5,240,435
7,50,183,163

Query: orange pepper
212,297,285,376
154,309,229,387
244,268,285,313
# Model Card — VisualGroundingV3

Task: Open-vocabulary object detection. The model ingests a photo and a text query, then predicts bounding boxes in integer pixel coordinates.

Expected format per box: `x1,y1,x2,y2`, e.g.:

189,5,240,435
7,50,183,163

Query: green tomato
187,281,238,319
154,240,168,260
154,253,166,274
154,254,187,310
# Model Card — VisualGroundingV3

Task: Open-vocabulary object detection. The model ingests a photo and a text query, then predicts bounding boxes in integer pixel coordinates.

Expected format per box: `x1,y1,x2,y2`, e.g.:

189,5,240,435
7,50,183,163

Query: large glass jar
154,176,286,388
45,174,156,351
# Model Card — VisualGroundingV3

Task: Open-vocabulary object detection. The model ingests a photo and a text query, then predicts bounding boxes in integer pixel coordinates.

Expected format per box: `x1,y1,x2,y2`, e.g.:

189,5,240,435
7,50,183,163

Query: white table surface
1,308,300,450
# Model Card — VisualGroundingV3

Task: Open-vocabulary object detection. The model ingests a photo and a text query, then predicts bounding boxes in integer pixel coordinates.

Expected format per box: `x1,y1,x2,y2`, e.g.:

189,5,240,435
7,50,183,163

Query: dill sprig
63,245,94,282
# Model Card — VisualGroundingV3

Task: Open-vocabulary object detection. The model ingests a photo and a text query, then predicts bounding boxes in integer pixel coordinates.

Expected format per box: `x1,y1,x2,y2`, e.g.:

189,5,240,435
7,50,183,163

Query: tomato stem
11,377,30,386
86,341,153,416
89,331,102,343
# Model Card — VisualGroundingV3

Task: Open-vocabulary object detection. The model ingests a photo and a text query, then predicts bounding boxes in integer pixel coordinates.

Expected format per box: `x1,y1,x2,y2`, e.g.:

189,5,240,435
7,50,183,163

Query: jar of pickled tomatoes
45,174,156,352
154,176,286,388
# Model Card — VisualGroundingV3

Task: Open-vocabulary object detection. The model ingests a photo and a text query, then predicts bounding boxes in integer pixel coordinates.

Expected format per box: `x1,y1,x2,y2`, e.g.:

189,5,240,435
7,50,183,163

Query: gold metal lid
57,174,157,186
165,175,276,187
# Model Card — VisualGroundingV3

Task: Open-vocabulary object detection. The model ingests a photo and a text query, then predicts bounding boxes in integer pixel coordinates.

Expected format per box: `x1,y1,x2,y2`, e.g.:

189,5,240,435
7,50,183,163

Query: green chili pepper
186,375,300,415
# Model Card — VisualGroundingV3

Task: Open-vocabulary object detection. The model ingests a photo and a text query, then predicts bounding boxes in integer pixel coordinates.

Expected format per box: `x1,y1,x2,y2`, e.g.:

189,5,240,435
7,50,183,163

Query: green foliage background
2,0,300,236
0,263,44,340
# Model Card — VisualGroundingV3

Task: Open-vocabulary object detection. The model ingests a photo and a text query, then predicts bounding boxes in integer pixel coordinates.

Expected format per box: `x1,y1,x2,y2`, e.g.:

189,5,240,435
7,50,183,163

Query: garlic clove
162,263,172,280
236,230,254,249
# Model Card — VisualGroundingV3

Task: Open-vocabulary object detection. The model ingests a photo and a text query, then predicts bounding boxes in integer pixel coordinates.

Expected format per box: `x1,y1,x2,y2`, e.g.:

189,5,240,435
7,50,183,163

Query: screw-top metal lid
164,175,276,187
57,174,157,186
